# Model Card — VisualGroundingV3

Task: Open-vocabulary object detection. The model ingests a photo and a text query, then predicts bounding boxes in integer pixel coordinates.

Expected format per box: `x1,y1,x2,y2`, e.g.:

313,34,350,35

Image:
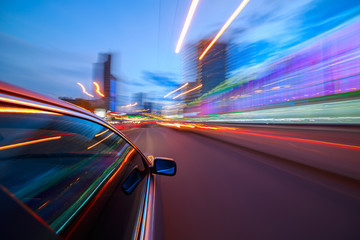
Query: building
197,40,227,95
183,44,198,85
181,40,227,114
93,53,117,111
143,102,152,113
182,40,227,99
132,92,145,110
184,81,201,104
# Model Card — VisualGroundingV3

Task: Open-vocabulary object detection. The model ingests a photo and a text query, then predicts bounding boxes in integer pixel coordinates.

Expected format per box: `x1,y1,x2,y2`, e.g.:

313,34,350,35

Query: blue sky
0,0,358,105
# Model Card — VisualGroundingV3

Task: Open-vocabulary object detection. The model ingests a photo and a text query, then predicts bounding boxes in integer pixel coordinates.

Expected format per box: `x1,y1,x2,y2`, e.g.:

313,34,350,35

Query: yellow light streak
141,113,167,121
134,109,150,113
87,133,114,150
95,129,109,137
0,108,61,115
93,82,105,97
175,0,199,53
199,0,250,60
0,136,62,151
0,97,71,114
77,83,94,98
157,122,196,128
173,84,202,99
121,102,138,108
164,83,189,98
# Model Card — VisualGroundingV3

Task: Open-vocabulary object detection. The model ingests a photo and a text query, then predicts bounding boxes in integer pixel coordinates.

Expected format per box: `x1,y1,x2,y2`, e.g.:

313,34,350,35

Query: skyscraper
183,44,198,85
132,92,145,110
197,40,227,95
93,53,117,111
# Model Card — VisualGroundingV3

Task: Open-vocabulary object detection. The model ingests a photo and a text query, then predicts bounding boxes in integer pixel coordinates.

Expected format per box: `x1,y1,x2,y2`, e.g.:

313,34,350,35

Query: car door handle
121,168,143,194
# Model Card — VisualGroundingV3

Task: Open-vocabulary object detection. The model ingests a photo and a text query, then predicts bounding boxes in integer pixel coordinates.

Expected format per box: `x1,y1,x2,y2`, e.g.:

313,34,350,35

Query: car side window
0,108,147,234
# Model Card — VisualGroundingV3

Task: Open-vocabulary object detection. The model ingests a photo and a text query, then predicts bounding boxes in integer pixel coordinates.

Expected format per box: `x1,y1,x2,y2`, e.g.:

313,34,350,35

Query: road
121,124,360,240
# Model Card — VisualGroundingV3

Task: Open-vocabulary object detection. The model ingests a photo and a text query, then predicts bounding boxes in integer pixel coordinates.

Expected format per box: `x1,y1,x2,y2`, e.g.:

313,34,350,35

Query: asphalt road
121,124,360,240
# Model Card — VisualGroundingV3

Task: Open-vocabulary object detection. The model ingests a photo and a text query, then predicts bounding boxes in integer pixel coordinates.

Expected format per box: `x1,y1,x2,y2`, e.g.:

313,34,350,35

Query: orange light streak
77,83,94,98
123,148,136,164
87,133,114,150
63,148,135,239
0,97,71,114
95,129,109,137
196,125,360,151
196,125,219,130
199,0,250,60
121,102,138,108
157,122,196,128
164,83,189,98
175,0,199,53
134,109,150,113
17,133,76,142
173,84,202,99
37,201,50,211
0,107,61,115
0,136,62,151
93,82,105,97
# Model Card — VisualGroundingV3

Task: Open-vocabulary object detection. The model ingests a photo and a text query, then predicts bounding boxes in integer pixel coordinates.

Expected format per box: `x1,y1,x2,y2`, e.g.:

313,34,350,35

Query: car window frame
0,94,153,238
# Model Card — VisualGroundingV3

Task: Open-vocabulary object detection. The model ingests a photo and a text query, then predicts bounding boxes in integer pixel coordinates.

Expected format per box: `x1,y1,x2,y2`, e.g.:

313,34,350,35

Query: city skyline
0,0,359,106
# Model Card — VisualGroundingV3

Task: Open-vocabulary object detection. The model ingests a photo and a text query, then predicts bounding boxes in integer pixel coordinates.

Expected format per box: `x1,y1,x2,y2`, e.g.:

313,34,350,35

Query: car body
0,81,176,240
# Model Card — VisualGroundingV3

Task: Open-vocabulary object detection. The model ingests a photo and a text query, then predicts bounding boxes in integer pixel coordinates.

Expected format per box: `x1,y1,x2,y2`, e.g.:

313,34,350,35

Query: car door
0,105,150,239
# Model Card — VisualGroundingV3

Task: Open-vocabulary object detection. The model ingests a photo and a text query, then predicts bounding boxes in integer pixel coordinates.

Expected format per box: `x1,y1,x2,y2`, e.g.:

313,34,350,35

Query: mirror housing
151,157,176,176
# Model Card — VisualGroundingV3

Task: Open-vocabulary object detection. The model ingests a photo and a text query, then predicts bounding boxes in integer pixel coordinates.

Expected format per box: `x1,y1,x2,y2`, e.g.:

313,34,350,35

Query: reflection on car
0,81,176,240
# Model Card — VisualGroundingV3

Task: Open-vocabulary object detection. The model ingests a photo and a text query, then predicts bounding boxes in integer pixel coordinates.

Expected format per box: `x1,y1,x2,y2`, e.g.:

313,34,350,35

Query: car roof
0,81,100,118
0,80,114,128
0,80,151,165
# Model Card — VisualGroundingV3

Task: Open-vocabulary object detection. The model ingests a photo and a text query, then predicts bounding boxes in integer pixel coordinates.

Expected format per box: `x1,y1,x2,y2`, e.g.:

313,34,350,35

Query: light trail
16,133,76,142
134,109,150,113
222,130,360,151
199,0,250,60
60,147,136,236
87,133,115,150
0,97,71,114
164,83,189,98
197,124,360,151
93,82,105,97
95,129,109,137
77,83,94,98
157,122,196,128
37,200,50,211
121,102,138,108
159,122,360,150
173,84,202,99
175,0,199,53
0,107,61,115
0,136,62,151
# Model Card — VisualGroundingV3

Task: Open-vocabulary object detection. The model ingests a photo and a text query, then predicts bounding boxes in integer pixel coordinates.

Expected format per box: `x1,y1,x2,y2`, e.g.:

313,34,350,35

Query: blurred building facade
143,102,152,113
197,40,227,95
183,44,198,85
185,17,360,117
132,92,145,110
93,53,117,111
181,40,228,113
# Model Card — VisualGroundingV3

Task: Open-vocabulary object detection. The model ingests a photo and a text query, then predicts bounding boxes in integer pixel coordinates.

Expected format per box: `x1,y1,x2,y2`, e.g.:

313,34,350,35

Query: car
0,80,176,240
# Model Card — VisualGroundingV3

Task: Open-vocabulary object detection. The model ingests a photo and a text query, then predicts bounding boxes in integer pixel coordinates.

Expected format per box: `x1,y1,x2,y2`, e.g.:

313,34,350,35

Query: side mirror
151,158,176,176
